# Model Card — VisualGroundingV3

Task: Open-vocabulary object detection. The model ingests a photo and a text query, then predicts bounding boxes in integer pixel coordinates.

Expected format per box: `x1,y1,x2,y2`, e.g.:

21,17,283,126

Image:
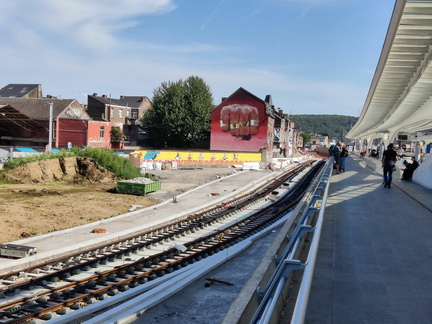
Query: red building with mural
210,87,289,162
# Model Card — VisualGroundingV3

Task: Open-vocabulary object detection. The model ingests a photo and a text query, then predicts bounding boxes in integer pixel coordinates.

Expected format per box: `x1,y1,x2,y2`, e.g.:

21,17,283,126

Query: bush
74,148,141,179
3,148,141,180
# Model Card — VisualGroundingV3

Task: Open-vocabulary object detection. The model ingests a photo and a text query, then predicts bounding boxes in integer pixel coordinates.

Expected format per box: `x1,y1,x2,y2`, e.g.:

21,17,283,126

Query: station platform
306,153,432,323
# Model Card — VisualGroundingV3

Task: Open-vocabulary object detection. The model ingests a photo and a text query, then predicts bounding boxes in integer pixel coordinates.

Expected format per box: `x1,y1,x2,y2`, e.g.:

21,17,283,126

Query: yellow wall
135,150,261,162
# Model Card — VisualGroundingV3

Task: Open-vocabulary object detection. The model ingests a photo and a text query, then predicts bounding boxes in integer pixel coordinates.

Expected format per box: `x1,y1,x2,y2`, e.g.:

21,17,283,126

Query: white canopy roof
346,0,432,141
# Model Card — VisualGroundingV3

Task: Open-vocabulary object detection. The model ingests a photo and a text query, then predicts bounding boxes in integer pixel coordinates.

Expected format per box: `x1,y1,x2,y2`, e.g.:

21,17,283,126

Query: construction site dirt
0,159,237,244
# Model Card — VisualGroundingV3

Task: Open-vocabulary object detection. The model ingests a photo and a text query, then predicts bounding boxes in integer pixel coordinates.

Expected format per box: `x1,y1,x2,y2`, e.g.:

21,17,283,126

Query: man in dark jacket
333,142,342,174
382,143,397,188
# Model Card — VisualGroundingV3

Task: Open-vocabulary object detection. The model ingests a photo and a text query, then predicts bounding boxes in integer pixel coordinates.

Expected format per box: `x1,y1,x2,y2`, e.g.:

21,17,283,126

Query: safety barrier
250,157,333,324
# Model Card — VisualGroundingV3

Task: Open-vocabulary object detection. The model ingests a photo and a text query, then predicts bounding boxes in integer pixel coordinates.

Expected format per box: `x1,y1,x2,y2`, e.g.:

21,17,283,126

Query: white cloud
0,0,176,50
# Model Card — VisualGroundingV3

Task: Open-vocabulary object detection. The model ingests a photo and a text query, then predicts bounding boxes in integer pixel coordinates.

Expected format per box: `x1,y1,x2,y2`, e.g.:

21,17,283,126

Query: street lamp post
48,101,53,152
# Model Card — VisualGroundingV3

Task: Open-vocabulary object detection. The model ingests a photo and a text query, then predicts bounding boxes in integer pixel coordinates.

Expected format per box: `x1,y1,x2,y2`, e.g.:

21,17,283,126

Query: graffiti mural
135,150,262,167
220,104,259,140
143,151,159,160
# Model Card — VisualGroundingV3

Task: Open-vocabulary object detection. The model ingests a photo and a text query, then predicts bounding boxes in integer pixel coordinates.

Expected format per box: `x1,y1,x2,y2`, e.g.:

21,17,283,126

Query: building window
110,108,114,118
119,109,123,119
100,126,105,138
126,110,130,117
131,110,138,119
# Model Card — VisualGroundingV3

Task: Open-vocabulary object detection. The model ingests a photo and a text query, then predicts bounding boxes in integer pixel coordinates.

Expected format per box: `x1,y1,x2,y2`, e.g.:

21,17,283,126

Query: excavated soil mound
2,157,116,183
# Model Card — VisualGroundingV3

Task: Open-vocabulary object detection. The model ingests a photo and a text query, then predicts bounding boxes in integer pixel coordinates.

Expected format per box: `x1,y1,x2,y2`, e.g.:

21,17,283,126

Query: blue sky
0,0,395,116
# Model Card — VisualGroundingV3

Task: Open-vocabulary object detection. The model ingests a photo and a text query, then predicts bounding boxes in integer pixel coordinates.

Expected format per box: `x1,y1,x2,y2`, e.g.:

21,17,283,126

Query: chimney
92,93,98,96
102,94,107,98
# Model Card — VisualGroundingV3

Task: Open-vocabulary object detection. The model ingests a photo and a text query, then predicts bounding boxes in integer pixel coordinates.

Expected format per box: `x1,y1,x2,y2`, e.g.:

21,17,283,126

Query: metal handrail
290,159,332,323
250,158,333,324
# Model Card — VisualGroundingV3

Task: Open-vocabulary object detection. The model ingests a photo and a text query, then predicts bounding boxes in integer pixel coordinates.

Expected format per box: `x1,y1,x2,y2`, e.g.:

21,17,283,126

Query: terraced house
0,84,151,149
86,93,151,146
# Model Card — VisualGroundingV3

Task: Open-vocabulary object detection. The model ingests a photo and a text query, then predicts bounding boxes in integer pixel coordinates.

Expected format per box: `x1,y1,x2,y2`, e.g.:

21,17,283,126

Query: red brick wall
57,119,87,147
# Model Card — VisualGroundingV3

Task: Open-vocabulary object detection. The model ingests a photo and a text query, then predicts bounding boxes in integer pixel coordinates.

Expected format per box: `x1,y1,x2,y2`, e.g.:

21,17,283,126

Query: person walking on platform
333,141,342,174
382,143,397,188
340,143,348,173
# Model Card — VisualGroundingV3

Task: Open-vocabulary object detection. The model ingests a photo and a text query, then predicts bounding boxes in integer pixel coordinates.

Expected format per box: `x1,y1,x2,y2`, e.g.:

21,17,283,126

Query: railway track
0,160,324,323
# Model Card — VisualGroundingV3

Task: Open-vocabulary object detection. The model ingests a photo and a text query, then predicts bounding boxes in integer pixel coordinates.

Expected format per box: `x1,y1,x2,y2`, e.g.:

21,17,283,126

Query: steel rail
0,163,320,323
2,199,298,322
0,164,308,290
82,162,327,324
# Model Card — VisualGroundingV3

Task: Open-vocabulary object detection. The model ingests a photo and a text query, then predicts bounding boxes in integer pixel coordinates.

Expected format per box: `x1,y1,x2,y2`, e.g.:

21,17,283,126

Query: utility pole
48,101,53,152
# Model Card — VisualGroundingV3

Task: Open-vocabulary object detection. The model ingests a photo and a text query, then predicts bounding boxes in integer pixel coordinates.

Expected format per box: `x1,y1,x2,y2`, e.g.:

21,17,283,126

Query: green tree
300,132,311,147
141,76,214,148
110,126,125,142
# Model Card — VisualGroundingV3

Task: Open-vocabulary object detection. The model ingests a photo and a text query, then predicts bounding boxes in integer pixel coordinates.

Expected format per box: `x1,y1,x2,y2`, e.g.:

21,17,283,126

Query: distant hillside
290,114,358,140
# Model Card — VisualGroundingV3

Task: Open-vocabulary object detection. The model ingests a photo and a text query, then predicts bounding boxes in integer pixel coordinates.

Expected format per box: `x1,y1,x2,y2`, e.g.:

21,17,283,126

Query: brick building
86,94,151,146
210,87,292,162
0,97,122,149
